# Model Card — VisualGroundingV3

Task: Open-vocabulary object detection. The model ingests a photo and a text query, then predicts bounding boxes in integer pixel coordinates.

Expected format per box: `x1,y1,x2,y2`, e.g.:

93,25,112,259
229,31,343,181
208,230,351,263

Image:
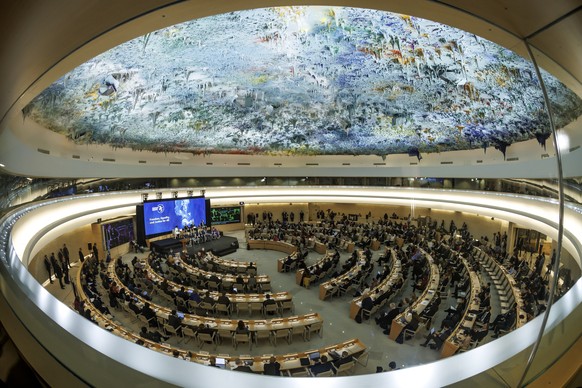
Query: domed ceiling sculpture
23,6,582,158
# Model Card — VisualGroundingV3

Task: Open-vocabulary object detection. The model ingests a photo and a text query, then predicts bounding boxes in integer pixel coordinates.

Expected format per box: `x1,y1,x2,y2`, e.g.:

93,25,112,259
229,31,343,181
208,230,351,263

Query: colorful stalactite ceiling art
24,6,582,157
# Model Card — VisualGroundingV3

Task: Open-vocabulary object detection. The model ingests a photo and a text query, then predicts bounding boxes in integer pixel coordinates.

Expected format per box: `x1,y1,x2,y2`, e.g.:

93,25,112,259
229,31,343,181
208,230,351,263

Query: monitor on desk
309,352,320,361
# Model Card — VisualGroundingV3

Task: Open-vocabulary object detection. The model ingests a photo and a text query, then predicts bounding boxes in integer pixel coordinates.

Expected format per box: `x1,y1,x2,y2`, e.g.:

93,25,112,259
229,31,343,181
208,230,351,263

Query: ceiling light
0,163,5,168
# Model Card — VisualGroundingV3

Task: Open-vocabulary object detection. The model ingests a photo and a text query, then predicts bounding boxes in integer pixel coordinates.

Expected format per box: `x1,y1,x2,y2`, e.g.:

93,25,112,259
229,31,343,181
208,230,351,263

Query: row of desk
143,260,289,307
160,255,271,289
78,260,367,374
440,256,481,357
389,249,440,340
350,250,402,319
106,260,332,345
318,250,369,300
473,247,528,328
201,251,255,274
295,250,336,285
247,239,297,254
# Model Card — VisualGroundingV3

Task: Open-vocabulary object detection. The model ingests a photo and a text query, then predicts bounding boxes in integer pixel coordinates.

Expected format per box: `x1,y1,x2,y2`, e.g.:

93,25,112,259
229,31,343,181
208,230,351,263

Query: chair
207,281,220,291
234,333,252,351
332,360,356,375
305,321,323,341
403,326,418,340
311,369,334,377
249,302,263,316
271,329,290,346
263,303,279,317
164,324,183,342
279,300,295,315
121,304,138,323
254,330,270,347
287,368,309,377
217,328,233,345
187,300,199,311
182,326,197,344
138,314,153,327
200,302,215,314
156,316,167,330
198,332,217,350
352,349,369,368
215,303,231,317
289,325,306,343
261,283,272,292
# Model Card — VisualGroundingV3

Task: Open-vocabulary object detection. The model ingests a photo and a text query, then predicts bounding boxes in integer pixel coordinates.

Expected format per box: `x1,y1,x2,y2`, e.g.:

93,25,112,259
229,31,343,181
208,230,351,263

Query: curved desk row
473,247,528,328
277,251,299,273
201,251,256,274
440,256,482,357
78,261,362,375
140,260,290,312
389,248,440,340
295,250,337,285
160,255,271,289
350,250,402,319
247,240,297,254
319,250,369,300
106,260,321,343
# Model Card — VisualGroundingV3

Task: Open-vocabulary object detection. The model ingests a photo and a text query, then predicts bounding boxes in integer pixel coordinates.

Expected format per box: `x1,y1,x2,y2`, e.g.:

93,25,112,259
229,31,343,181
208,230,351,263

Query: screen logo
151,204,165,214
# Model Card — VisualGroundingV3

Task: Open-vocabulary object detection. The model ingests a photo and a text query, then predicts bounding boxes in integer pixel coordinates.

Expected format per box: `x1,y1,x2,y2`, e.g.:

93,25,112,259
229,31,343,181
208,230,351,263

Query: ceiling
0,0,581,178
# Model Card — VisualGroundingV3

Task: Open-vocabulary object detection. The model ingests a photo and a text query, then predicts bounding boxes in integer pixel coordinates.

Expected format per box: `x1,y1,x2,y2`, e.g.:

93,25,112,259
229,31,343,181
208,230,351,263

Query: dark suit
263,362,281,376
309,362,333,376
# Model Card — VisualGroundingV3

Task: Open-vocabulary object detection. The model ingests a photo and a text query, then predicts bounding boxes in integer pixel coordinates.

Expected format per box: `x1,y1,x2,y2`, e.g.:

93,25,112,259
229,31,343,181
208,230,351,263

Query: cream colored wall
242,202,506,240
244,203,310,223
28,224,96,284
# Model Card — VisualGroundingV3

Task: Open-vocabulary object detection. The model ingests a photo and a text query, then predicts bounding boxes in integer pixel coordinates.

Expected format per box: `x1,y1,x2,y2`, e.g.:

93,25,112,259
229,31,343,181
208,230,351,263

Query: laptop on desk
215,358,226,369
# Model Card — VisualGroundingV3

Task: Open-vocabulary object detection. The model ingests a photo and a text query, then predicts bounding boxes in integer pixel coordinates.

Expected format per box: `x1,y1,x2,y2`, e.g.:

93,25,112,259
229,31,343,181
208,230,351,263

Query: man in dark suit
51,254,64,289
358,294,375,321
62,243,71,268
140,302,156,326
263,356,281,376
263,294,277,315
420,325,452,350
167,310,183,336
309,355,333,376
43,255,53,283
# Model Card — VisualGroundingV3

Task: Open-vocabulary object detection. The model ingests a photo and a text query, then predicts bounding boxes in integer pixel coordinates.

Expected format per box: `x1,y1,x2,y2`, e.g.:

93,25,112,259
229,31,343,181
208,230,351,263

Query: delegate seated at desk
263,356,281,376
420,325,452,350
233,359,254,373
309,355,333,376
263,294,277,314
333,351,352,369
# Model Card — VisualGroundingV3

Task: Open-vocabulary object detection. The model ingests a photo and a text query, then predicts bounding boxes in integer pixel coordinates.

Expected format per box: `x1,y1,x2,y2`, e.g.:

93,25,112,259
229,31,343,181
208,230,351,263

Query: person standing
60,256,70,284
43,255,53,283
62,243,70,268
78,247,85,263
51,254,64,289
92,242,99,260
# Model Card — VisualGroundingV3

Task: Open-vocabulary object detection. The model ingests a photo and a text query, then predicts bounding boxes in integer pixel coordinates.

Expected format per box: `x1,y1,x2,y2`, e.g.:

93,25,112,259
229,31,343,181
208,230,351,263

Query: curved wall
1,187,581,387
